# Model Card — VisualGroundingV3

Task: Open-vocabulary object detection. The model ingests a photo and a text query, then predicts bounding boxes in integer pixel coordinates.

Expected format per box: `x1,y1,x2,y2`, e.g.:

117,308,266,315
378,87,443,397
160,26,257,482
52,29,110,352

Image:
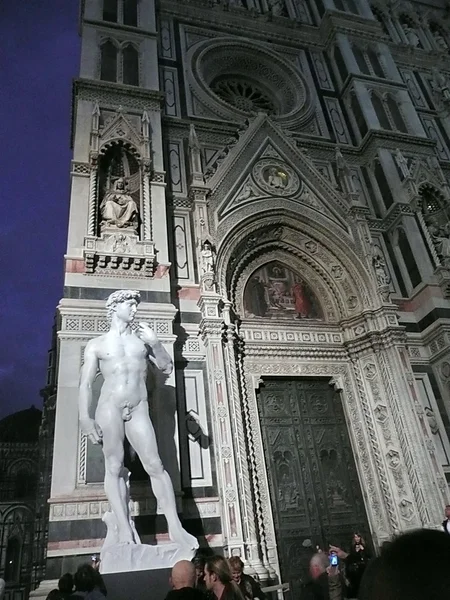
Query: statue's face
114,298,138,323
116,179,125,190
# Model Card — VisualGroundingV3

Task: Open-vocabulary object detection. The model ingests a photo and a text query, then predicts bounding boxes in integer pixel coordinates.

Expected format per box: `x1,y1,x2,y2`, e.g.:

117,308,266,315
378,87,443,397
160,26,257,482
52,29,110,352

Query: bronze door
257,378,371,597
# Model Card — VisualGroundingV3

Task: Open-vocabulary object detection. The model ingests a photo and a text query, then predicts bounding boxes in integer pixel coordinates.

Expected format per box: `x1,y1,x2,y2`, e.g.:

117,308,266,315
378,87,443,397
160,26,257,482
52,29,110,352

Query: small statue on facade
427,218,450,266
100,178,139,232
431,68,450,105
267,0,286,16
372,246,391,301
200,240,216,292
433,29,448,50
236,183,255,202
402,23,420,47
200,240,215,274
267,167,288,189
425,406,439,435
394,148,411,180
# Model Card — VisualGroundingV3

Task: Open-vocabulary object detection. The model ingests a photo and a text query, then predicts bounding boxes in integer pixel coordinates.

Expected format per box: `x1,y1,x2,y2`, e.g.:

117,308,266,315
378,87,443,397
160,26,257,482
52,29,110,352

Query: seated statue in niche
431,68,450,104
267,0,286,16
401,22,420,47
100,178,139,232
428,219,450,266
432,29,448,50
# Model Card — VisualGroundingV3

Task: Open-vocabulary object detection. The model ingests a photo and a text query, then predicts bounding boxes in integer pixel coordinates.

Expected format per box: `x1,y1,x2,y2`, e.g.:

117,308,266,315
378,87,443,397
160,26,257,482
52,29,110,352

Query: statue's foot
169,527,199,550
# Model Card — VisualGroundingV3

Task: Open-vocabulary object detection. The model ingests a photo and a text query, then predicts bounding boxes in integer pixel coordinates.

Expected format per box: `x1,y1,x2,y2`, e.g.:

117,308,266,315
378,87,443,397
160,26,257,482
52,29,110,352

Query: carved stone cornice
73,79,163,109
160,0,323,49
320,9,388,48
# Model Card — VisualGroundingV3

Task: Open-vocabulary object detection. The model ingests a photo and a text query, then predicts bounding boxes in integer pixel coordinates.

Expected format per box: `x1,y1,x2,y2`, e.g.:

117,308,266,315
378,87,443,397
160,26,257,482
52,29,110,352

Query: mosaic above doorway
243,261,323,320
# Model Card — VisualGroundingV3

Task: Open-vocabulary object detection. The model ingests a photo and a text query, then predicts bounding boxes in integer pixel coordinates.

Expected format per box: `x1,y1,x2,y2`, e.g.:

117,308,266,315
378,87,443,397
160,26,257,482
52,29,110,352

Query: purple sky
0,2,80,419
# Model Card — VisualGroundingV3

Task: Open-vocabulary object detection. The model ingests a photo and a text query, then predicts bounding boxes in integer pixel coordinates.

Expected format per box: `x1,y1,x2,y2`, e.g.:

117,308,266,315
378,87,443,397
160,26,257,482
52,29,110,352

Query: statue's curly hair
105,289,140,321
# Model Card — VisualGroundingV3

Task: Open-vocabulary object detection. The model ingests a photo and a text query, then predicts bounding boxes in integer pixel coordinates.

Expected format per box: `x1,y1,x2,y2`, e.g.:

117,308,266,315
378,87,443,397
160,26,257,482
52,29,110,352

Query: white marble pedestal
100,542,196,574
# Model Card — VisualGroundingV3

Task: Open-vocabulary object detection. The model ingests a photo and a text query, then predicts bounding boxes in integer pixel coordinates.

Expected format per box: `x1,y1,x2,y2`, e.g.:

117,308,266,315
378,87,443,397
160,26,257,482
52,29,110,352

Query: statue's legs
126,402,198,549
96,404,134,544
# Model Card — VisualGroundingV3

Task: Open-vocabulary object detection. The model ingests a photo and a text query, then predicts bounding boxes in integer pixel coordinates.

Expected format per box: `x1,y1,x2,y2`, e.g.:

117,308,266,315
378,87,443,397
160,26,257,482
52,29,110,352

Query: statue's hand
80,417,103,445
138,322,159,346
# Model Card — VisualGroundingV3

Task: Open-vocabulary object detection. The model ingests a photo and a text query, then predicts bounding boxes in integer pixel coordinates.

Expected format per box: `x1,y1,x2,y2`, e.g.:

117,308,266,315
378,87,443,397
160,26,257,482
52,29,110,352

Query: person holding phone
344,533,371,599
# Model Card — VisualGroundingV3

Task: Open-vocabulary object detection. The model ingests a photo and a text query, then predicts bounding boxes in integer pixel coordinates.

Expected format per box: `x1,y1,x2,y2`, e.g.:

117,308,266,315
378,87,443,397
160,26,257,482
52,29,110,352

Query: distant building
0,407,42,600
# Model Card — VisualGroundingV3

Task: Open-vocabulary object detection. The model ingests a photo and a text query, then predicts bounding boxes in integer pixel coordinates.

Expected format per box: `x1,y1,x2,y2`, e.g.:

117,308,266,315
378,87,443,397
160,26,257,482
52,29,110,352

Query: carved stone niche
84,233,156,276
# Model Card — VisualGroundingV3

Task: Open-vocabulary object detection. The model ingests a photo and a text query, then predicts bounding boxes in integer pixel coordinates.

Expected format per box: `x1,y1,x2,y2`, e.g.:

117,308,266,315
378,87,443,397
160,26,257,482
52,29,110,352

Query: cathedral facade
45,0,450,595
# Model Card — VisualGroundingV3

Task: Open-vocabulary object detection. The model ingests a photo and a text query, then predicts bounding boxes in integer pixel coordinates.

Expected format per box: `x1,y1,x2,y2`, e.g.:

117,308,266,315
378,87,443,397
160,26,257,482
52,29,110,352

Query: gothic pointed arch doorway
207,211,444,590
238,257,372,596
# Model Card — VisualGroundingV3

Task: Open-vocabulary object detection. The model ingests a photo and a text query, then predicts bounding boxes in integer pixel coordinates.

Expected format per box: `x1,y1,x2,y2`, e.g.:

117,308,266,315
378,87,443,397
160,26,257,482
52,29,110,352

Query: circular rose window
211,78,277,115
187,38,314,128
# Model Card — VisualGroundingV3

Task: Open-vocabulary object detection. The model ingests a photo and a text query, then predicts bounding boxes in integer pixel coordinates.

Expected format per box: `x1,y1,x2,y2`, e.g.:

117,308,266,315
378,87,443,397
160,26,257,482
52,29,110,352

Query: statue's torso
96,332,148,407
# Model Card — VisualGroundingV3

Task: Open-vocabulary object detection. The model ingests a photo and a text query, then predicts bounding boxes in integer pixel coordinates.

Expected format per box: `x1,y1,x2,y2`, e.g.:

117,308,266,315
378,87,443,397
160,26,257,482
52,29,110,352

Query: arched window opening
419,185,448,221
353,46,370,75
14,470,36,499
123,0,138,27
103,0,118,22
386,95,408,133
372,94,391,130
122,45,139,86
398,229,421,288
367,49,384,78
100,42,117,82
374,162,393,209
371,6,390,36
5,537,21,582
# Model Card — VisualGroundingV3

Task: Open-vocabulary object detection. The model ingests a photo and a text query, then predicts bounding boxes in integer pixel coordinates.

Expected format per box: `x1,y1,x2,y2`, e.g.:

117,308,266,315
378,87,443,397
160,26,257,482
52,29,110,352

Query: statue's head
106,289,140,322
115,178,126,191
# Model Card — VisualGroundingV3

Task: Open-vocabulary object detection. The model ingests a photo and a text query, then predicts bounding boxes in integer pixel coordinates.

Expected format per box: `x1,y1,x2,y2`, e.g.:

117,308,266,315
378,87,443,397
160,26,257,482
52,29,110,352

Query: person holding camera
330,533,370,599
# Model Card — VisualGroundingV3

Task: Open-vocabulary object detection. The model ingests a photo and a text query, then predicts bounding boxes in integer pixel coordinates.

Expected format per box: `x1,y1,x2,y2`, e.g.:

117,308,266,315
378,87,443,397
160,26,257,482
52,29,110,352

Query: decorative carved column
198,294,246,559
346,325,447,532
87,102,100,237
222,302,268,580
377,340,447,523
141,111,152,241
87,156,98,237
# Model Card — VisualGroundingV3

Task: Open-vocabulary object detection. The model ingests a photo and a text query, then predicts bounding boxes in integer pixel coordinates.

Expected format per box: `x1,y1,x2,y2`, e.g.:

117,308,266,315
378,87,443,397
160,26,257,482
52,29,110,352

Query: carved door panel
257,378,371,598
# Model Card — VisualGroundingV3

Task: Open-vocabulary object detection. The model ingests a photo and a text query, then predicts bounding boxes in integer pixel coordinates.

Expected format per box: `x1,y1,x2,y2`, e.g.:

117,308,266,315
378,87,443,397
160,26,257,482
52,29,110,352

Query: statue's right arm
79,341,102,444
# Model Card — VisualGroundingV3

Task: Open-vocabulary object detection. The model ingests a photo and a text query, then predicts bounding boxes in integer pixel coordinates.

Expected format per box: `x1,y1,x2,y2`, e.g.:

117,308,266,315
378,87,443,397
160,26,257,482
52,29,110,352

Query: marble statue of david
79,289,198,554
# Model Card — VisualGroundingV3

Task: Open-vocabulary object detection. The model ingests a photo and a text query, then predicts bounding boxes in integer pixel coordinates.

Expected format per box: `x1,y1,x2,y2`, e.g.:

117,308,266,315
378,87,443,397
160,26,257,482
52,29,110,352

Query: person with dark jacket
228,557,266,600
344,533,371,598
204,556,245,600
165,560,207,600
301,553,331,600
71,564,106,600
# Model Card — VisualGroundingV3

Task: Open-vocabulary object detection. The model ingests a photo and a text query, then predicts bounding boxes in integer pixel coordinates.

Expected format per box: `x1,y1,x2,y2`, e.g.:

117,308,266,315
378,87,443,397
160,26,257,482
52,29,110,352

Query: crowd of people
43,553,265,600
25,509,450,600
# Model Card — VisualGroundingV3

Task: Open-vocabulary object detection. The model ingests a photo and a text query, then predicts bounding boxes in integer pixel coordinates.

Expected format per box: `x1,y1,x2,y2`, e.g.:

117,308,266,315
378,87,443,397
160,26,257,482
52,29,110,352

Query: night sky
1,3,80,419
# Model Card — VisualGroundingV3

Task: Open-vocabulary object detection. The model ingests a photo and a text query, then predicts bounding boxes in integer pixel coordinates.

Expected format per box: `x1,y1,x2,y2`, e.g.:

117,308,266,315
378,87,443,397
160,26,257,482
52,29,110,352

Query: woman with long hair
204,556,245,600
345,532,371,599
